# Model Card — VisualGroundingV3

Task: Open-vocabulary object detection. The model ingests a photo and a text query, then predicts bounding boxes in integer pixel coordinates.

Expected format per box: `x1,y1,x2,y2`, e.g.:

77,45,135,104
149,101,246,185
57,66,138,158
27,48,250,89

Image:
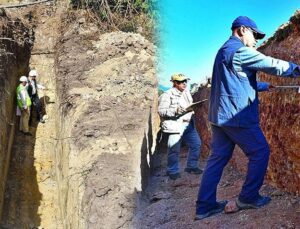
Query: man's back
209,36,259,127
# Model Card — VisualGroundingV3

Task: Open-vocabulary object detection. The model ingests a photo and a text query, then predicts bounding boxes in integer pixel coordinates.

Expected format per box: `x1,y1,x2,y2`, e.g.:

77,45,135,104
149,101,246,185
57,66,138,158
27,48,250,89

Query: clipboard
186,99,208,110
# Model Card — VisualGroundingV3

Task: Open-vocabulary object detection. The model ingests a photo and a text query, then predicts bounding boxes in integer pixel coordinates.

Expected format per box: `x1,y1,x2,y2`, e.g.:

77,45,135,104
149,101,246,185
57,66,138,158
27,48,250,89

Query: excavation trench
0,5,157,229
1,5,300,229
0,6,62,228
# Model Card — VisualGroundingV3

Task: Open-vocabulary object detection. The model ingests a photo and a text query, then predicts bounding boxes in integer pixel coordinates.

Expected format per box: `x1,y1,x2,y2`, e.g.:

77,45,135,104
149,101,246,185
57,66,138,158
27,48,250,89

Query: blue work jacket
209,36,300,127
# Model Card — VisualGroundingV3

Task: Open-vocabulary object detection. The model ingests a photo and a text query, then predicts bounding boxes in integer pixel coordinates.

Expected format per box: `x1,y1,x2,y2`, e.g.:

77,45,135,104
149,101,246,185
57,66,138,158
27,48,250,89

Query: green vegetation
260,10,300,48
69,0,158,40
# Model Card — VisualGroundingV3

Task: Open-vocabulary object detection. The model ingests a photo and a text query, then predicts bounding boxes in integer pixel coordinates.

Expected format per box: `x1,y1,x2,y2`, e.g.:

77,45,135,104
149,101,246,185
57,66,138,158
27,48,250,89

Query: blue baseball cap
231,16,265,40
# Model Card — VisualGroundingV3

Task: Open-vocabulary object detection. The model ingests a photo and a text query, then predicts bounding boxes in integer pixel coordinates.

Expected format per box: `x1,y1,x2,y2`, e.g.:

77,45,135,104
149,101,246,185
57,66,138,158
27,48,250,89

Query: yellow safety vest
16,84,31,109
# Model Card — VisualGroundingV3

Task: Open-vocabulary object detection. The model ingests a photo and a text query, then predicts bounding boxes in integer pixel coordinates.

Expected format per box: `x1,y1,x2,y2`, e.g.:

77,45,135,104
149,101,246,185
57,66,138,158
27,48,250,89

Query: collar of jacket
170,87,184,96
230,35,245,46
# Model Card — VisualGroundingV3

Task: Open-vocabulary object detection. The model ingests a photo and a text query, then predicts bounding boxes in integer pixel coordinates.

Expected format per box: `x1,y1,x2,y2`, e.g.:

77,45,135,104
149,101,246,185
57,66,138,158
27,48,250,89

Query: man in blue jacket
195,16,300,220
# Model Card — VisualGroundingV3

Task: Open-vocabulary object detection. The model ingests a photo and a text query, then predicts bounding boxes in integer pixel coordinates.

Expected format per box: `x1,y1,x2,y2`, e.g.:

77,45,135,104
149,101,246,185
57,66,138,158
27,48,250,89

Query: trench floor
1,125,41,228
0,110,59,228
137,139,300,228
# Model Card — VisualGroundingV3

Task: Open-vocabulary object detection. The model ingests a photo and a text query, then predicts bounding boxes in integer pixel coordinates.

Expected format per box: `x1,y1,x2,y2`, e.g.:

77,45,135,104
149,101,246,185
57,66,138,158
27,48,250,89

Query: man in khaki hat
158,73,202,180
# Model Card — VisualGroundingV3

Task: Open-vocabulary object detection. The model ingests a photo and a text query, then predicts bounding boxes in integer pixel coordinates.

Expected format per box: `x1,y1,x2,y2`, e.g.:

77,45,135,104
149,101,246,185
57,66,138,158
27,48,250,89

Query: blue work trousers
167,119,201,174
196,124,270,214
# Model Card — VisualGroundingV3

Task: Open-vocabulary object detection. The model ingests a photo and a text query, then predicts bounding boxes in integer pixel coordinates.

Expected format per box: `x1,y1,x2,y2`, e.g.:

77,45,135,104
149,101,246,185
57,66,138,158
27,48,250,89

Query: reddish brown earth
258,12,300,194
135,139,300,228
193,86,211,158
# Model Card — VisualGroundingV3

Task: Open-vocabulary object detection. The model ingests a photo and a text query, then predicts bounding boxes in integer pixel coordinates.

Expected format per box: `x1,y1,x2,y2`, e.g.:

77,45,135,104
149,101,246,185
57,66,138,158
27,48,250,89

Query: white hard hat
29,69,38,77
19,76,28,82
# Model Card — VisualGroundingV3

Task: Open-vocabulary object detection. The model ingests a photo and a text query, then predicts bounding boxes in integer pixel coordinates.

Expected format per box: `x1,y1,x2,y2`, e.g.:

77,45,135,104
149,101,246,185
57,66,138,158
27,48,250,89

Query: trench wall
0,13,32,216
54,13,158,228
193,86,211,159
257,11,300,193
0,6,157,228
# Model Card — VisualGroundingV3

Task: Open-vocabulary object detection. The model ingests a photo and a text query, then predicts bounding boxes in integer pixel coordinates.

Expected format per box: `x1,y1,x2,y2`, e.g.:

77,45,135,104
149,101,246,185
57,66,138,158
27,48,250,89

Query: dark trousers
167,119,201,174
30,94,43,120
196,124,270,214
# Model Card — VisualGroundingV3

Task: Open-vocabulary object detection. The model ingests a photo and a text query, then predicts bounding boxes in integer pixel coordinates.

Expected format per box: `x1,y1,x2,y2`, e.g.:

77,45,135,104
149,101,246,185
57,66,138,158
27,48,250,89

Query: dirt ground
1,122,42,228
136,137,300,229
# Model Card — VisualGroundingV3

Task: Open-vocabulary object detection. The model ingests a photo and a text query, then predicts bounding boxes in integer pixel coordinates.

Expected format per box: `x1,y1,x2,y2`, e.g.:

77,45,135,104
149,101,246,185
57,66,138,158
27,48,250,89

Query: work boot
195,200,228,220
184,167,203,174
166,172,181,180
237,195,271,209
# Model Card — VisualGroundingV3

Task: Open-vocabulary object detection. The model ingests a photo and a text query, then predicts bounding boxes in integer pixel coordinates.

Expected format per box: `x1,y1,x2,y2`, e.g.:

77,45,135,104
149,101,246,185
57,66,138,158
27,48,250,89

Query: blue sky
157,0,300,87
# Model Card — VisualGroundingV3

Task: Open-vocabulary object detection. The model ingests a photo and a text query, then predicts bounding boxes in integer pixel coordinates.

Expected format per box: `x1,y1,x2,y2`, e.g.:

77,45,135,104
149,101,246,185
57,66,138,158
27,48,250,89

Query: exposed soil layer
0,9,33,218
258,11,300,194
0,4,157,227
1,5,62,228
53,11,157,228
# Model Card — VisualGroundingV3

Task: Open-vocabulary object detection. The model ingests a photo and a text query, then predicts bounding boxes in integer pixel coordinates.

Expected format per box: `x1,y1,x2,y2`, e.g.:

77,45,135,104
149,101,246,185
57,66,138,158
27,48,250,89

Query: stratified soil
135,137,300,229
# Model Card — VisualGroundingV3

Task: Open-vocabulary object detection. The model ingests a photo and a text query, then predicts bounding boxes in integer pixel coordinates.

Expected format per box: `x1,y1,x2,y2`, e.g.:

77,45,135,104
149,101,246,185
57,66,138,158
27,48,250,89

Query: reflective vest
16,84,31,109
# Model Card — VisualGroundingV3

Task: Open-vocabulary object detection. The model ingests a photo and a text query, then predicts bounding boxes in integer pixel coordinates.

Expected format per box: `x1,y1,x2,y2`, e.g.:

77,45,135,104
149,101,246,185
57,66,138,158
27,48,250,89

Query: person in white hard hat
16,76,32,135
27,69,46,123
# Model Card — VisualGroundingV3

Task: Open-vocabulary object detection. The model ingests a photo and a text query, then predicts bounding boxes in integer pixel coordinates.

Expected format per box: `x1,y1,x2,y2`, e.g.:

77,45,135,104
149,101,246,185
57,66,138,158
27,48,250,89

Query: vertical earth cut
0,5,158,228
54,12,158,228
55,31,157,227
0,11,32,218
1,5,64,228
258,10,300,194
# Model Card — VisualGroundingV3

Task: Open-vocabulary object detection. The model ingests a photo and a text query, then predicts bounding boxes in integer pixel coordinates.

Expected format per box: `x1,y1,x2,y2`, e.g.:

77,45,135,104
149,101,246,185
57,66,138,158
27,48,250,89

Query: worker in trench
27,69,46,123
195,16,300,220
16,76,32,136
158,73,203,180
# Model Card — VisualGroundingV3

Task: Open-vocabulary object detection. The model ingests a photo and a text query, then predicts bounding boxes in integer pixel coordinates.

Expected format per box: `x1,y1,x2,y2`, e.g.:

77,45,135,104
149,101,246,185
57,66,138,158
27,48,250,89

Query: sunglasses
245,27,258,39
175,80,187,84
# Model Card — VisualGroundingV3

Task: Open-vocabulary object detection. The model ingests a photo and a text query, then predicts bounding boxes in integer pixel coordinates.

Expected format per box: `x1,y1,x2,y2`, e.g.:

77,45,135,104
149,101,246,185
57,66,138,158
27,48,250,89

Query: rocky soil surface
135,139,300,228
